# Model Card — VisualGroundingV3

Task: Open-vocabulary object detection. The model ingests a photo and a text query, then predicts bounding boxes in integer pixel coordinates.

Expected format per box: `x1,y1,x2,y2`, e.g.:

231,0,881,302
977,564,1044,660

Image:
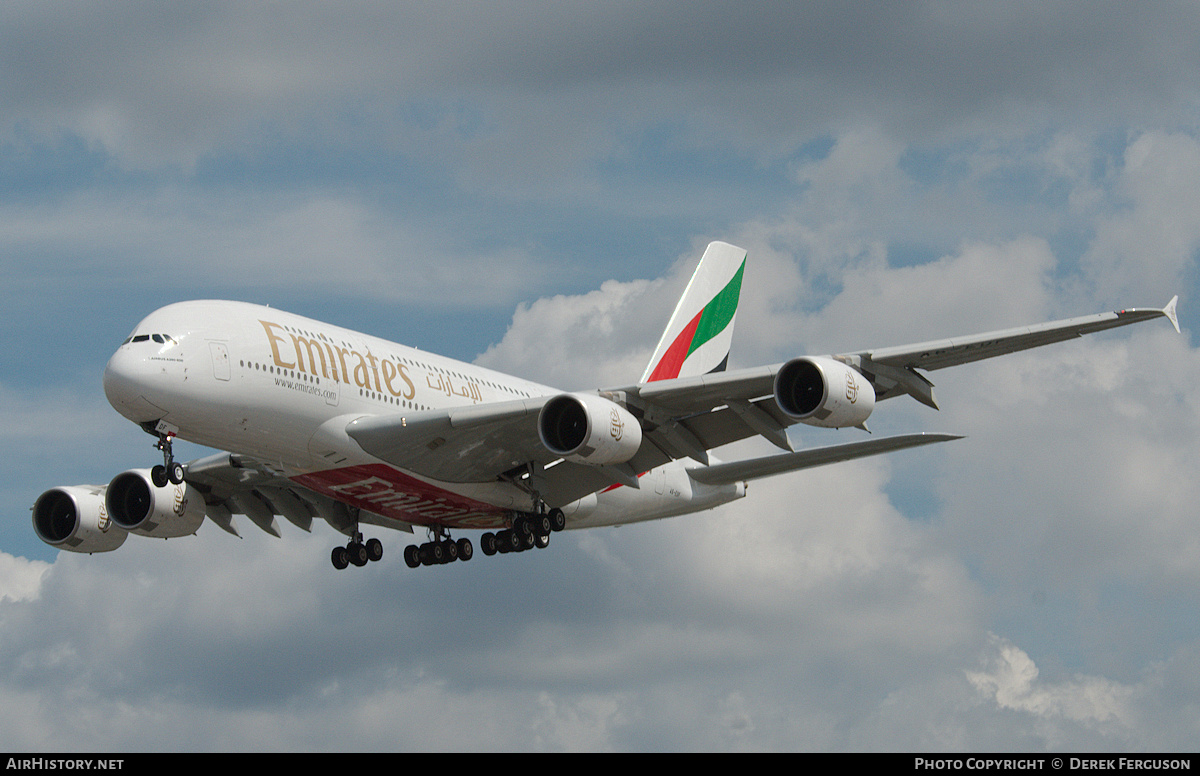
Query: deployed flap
182,452,413,537
687,432,963,486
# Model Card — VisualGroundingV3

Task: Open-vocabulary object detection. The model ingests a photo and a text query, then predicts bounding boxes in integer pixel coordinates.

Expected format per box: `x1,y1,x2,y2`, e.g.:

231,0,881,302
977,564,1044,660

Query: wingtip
1164,295,1180,333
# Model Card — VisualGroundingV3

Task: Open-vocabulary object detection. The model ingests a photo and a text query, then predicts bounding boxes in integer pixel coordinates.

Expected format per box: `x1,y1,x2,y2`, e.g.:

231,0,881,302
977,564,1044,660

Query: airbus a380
32,242,1180,570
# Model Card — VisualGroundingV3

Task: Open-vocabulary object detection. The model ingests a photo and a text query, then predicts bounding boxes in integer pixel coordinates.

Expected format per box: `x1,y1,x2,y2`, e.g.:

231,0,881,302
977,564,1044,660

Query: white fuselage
102,301,744,533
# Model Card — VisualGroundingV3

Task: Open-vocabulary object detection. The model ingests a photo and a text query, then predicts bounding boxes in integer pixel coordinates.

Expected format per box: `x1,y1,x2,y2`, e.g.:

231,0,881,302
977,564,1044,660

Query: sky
2,1,1199,752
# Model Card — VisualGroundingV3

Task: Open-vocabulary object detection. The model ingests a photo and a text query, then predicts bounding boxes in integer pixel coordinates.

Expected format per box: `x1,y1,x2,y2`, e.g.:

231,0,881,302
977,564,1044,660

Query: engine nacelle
105,469,206,539
32,485,128,553
774,356,875,429
538,393,643,466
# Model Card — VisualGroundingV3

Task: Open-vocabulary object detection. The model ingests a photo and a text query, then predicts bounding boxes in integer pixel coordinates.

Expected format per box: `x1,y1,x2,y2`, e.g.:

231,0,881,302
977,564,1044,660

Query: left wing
345,296,1179,507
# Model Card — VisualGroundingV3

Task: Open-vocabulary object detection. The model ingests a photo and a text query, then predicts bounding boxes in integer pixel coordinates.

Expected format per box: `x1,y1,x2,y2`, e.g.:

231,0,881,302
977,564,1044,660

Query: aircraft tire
366,537,383,562
331,546,349,570
456,537,473,561
548,508,566,532
480,532,497,556
403,545,421,568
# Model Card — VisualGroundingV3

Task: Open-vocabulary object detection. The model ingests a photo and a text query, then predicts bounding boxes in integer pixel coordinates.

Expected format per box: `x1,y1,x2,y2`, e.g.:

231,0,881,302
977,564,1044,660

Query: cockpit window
123,334,177,346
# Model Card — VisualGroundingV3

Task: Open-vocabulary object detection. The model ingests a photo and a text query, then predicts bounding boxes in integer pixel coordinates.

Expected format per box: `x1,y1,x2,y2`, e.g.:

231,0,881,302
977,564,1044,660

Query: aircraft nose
103,347,169,423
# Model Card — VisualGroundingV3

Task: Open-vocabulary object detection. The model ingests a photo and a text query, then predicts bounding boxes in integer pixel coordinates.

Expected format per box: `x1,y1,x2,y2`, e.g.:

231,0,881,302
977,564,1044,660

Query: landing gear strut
150,431,186,487
331,531,384,570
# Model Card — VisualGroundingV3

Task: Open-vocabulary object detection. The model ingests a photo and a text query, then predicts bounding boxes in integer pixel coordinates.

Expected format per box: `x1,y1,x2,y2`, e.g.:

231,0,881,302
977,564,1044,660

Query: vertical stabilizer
641,241,747,383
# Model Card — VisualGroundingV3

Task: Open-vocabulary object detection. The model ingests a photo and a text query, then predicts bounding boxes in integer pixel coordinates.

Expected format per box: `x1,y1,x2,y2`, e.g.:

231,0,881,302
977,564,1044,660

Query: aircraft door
210,342,231,381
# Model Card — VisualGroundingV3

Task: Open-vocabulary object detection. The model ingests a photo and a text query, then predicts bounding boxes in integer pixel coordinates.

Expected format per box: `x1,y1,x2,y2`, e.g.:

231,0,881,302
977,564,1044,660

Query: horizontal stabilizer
686,432,963,486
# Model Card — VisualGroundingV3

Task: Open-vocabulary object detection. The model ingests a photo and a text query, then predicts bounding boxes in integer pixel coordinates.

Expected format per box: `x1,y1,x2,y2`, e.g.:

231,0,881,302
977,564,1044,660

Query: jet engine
774,356,875,429
105,469,206,539
538,393,642,466
32,485,128,553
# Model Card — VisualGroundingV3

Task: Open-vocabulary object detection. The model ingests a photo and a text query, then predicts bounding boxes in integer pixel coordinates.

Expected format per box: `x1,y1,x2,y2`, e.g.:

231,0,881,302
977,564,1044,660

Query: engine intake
774,356,875,428
105,469,206,538
32,485,128,553
538,393,642,466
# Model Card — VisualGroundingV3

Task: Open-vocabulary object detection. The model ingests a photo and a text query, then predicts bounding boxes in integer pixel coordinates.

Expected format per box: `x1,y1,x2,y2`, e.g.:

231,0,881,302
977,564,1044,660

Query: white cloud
1083,131,1200,305
968,635,1133,724
0,552,49,603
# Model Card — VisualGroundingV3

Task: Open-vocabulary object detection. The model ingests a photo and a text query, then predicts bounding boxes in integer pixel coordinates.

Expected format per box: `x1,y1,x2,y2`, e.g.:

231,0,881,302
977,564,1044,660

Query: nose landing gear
150,430,186,487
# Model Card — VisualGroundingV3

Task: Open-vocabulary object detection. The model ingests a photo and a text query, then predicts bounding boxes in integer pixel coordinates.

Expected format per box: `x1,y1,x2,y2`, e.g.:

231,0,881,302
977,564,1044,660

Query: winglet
1164,295,1180,333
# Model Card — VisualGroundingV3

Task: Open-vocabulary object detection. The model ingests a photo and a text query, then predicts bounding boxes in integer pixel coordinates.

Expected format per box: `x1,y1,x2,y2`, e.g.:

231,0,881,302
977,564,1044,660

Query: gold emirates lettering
259,320,416,399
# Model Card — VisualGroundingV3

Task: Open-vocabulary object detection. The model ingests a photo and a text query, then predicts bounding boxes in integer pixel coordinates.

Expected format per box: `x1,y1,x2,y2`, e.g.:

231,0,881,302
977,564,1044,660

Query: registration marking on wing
292,464,508,529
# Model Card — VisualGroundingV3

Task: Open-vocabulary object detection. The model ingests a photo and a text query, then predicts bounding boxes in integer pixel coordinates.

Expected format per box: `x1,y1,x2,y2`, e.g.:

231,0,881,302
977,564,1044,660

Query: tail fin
641,241,747,383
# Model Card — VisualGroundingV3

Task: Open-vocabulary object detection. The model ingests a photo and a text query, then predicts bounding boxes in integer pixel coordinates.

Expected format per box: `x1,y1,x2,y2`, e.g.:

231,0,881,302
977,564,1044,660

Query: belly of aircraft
291,463,516,530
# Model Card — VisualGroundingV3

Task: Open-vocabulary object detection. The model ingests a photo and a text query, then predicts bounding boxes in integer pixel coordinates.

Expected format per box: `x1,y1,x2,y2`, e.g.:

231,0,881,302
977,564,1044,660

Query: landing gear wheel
531,512,552,537
481,532,497,556
151,465,169,488
365,537,383,562
548,508,566,532
331,546,349,570
403,545,421,568
456,537,473,561
422,541,445,566
168,461,186,485
347,542,369,567
534,532,550,549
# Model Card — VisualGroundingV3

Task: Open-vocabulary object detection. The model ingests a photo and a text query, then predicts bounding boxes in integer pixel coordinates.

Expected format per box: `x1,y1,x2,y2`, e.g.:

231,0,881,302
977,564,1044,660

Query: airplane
31,242,1181,570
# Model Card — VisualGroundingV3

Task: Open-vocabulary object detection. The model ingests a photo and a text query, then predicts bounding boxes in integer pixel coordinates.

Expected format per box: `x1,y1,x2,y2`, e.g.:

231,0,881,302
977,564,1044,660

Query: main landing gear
402,526,474,568
327,506,567,571
478,507,565,558
150,431,186,487
331,532,384,570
